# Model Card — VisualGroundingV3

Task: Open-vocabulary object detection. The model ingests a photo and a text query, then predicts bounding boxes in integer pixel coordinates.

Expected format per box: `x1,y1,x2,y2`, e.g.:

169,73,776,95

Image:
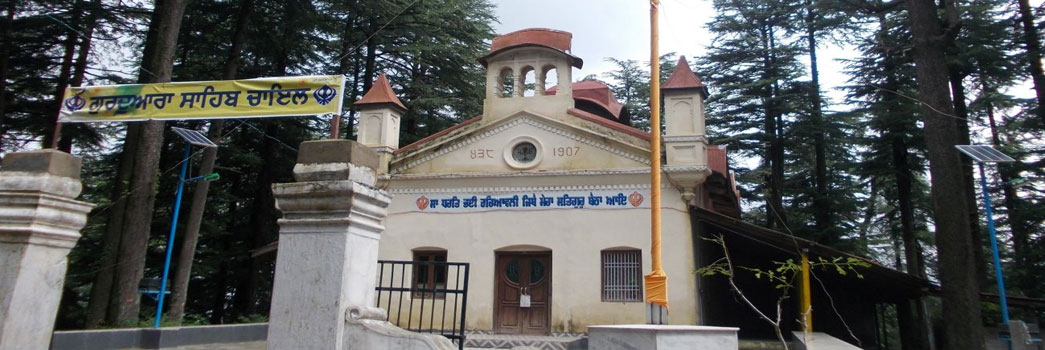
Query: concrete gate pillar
0,150,92,350
267,140,454,350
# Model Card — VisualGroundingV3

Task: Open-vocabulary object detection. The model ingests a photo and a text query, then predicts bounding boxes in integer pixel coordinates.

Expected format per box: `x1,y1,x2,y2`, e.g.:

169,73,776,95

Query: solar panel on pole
955,145,1015,163
956,143,1016,326
171,127,217,148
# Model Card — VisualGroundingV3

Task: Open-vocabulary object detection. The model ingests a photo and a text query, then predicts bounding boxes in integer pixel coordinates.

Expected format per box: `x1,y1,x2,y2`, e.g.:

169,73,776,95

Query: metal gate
375,260,470,349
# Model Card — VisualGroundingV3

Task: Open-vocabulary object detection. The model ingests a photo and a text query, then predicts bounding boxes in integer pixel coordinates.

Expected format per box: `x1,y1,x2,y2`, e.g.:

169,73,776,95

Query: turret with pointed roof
355,74,405,173
355,74,407,111
662,56,711,200
663,56,708,97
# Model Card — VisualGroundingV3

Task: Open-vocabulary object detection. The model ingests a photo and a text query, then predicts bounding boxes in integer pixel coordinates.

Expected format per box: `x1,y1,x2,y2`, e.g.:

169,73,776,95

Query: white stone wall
395,114,650,175
378,174,699,333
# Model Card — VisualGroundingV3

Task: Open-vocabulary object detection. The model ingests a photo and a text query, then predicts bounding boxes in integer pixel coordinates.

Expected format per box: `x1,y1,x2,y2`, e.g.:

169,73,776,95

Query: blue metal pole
154,144,192,328
979,162,1010,324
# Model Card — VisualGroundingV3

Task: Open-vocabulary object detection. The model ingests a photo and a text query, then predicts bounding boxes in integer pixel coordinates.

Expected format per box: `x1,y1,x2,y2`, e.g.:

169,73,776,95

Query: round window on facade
503,137,542,169
512,142,537,163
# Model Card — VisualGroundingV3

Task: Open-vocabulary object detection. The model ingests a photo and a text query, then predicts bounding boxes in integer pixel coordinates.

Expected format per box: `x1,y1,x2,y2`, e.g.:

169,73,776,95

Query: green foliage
695,236,871,292
601,53,676,131
0,0,137,153
699,0,863,250
5,0,1043,333
41,0,498,328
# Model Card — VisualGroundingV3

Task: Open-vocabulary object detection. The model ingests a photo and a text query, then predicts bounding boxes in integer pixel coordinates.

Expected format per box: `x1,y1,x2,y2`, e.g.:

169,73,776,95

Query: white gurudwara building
350,28,926,344
357,28,714,334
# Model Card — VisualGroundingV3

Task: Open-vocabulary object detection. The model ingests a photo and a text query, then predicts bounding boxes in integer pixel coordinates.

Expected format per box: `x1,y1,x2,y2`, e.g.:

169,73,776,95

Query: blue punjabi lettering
179,89,206,108
247,83,310,106
462,196,478,208
606,193,628,206
440,196,460,208
88,94,175,115
143,93,174,110
588,192,603,207
418,191,642,211
499,195,519,207
556,194,584,209
246,88,274,106
206,88,240,108
522,194,537,207
480,195,499,208
179,86,241,109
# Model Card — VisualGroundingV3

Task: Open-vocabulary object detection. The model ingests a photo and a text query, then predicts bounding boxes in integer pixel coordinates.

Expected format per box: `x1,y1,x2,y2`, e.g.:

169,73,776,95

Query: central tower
479,28,584,123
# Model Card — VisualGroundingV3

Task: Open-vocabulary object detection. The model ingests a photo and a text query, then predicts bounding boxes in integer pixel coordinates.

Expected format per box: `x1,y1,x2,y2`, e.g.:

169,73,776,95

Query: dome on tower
479,28,583,68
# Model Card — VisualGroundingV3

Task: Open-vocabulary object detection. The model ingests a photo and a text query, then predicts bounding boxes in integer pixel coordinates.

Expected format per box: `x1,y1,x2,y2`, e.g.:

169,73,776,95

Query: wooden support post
801,252,813,334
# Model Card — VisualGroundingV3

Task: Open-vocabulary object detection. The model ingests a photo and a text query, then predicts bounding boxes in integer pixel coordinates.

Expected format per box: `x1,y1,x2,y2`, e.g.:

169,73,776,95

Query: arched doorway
493,247,551,334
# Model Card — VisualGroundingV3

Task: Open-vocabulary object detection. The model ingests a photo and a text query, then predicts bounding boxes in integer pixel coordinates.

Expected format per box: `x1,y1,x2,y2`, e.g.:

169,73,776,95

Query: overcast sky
493,0,714,79
493,0,714,78
491,0,856,102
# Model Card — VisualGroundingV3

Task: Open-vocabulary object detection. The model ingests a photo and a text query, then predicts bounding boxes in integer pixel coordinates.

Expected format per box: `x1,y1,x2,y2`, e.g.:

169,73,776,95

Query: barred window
601,249,642,302
413,249,447,299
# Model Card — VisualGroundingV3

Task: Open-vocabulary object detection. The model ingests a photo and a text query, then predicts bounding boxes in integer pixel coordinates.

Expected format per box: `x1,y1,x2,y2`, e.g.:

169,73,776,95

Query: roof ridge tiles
662,56,706,91
355,74,407,110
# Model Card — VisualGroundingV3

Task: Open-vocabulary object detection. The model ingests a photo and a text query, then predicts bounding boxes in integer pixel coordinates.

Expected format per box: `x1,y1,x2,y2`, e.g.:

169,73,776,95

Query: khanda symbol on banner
628,191,644,207
313,85,337,105
64,95,87,111
416,196,430,210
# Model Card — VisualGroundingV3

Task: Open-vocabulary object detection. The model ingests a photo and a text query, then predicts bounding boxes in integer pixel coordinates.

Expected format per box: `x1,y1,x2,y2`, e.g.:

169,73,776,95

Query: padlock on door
520,286,531,308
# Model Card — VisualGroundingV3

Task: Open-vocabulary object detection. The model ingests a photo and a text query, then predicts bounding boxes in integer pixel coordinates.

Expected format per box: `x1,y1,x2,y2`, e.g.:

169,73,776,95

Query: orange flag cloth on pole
644,0,668,311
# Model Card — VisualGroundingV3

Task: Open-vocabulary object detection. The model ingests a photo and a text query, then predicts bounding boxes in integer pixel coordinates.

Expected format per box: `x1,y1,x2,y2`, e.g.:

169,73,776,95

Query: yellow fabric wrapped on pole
644,273,668,310
645,0,669,313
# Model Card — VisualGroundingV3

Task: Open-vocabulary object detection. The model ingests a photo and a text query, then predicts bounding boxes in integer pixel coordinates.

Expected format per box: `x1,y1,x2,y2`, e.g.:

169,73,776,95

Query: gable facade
363,28,713,334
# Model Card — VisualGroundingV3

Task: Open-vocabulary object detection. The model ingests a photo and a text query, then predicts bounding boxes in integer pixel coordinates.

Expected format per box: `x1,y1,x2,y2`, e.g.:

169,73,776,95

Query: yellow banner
59,75,345,122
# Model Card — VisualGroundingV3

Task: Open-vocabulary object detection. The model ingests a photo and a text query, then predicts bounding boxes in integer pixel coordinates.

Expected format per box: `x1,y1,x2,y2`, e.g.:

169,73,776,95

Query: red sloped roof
663,56,707,93
354,74,406,110
480,28,583,68
490,28,572,52
547,80,624,119
707,145,728,175
394,116,482,155
567,108,650,141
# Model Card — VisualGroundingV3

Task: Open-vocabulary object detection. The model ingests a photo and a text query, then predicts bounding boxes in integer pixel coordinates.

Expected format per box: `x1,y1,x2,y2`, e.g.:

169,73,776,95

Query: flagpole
644,0,668,324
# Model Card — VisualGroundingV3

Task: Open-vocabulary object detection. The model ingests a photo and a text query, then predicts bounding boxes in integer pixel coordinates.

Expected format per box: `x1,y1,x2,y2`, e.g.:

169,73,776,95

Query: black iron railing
375,260,469,349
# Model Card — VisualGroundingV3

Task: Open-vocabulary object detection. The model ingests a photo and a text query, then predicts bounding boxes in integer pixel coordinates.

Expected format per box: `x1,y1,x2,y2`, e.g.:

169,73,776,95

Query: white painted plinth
588,325,739,350
266,179,392,350
0,151,92,350
268,141,459,350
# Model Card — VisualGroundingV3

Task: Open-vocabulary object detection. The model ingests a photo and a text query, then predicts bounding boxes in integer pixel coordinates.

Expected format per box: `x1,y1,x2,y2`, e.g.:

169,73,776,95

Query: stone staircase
739,339,793,350
463,331,586,350
461,331,793,350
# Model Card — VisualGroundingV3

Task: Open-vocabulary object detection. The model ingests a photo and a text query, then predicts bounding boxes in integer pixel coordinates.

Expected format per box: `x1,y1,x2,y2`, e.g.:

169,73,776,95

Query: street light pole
955,144,1017,327
153,128,218,328
977,162,1010,324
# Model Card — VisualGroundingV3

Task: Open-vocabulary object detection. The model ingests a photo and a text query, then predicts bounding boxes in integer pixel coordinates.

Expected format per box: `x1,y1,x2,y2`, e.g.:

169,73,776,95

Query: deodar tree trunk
166,0,254,325
0,1,13,156
1016,0,1045,128
45,0,84,149
902,0,985,348
805,0,830,235
108,0,191,326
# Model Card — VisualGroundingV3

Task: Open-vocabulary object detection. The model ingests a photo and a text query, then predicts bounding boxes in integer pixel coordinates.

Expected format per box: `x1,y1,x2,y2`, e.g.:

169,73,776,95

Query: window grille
602,249,642,302
413,250,447,299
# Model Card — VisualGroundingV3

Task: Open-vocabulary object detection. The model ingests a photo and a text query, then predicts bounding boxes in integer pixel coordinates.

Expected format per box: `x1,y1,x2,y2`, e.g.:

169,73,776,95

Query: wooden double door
494,252,551,334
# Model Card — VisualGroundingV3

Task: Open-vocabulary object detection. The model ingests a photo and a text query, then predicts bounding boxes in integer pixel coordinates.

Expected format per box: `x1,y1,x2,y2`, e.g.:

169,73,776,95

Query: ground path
162,341,490,350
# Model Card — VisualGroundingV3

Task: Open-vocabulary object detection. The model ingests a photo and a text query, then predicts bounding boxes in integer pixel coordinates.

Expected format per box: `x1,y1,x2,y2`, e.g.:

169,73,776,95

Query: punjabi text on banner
59,75,344,122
